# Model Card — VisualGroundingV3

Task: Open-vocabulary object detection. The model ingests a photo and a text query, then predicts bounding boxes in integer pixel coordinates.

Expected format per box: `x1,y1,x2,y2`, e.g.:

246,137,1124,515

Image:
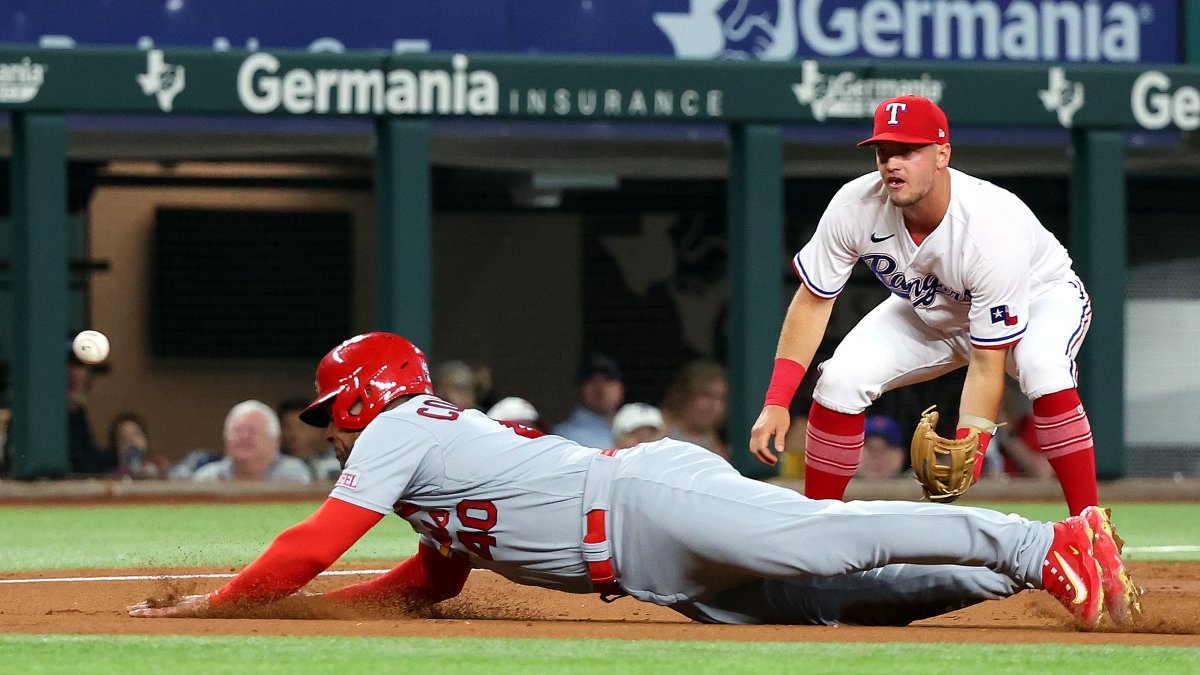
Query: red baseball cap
857,95,950,147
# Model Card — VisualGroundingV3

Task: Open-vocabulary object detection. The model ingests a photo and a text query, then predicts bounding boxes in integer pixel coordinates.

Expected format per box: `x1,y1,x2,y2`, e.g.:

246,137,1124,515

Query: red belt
585,448,625,602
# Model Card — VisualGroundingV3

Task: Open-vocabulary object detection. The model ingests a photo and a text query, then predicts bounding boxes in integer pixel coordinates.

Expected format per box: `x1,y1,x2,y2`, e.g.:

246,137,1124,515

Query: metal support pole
1070,128,1126,480
374,118,433,353
727,123,784,478
9,113,70,479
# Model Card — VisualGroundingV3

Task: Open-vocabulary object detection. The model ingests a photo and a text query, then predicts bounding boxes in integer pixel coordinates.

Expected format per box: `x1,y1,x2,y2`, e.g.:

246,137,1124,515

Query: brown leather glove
910,406,978,503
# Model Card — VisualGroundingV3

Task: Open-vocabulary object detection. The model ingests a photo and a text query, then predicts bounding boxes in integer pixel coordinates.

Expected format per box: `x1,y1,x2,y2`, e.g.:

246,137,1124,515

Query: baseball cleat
1042,514,1104,628
1080,506,1143,627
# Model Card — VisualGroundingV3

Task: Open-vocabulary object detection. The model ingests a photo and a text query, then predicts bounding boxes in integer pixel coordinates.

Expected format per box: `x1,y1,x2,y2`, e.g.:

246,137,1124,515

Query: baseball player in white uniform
750,95,1098,515
130,332,1139,628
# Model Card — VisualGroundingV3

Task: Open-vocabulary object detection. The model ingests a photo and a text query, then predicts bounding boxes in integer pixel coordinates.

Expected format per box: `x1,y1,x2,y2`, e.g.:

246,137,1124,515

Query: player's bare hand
127,593,211,618
749,405,791,466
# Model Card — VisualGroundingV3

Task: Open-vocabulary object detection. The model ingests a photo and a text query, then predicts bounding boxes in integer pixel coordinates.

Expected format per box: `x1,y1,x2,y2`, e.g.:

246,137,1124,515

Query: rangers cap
857,95,950,147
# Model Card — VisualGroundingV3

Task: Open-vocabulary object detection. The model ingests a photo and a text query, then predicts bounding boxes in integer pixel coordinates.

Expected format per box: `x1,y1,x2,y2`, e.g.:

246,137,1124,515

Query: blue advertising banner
0,0,1181,64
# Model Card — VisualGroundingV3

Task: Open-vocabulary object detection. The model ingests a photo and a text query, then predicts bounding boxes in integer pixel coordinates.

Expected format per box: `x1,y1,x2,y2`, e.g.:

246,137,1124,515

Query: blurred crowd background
1,0,1198,483
0,337,1064,486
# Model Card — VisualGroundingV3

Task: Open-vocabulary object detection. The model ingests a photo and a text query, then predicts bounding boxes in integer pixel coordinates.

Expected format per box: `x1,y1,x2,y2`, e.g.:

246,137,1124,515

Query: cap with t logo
857,95,950,147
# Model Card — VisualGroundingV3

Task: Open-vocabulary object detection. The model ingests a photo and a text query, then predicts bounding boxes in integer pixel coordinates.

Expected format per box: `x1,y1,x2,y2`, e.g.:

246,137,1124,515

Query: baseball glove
910,406,978,503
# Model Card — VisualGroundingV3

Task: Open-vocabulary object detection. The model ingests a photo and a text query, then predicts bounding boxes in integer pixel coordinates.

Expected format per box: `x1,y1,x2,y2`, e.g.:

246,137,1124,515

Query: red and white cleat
1043,514,1104,628
1080,506,1143,627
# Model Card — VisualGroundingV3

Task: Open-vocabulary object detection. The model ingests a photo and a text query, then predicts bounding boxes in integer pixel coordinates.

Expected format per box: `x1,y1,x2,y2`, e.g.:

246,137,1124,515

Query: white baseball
72,330,110,365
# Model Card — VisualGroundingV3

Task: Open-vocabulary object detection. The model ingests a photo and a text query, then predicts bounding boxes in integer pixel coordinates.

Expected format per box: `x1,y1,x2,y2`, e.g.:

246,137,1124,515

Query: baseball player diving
751,95,1100,514
130,332,1140,628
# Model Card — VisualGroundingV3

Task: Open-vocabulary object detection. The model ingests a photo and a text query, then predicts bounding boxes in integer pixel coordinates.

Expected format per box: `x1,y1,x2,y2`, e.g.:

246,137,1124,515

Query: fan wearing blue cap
860,415,905,479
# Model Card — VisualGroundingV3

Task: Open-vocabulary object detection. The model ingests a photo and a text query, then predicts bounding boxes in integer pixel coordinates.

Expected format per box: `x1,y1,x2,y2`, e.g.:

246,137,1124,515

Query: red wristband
764,358,807,408
956,427,993,451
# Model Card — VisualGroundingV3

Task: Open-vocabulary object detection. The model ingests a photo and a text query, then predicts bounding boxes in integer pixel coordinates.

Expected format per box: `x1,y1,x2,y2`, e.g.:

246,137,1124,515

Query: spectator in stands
278,398,342,482
0,409,8,475
473,364,499,413
554,352,625,448
192,400,311,483
0,360,8,475
989,385,1054,479
994,415,1055,479
166,447,221,479
67,345,114,475
612,402,667,449
107,412,167,479
778,412,810,479
661,359,729,460
858,415,907,479
432,360,478,410
486,396,548,433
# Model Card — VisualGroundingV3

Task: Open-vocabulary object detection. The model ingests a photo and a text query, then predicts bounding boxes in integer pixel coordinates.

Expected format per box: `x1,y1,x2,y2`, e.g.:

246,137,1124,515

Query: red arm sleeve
208,497,383,608
323,542,470,606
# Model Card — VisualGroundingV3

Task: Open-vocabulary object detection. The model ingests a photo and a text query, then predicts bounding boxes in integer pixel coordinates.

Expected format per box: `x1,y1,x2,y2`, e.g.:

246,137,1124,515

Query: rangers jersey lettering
794,168,1077,349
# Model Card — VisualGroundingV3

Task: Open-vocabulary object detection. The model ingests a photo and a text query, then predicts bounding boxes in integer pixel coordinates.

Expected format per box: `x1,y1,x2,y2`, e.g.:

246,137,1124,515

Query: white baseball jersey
794,168,1077,349
330,395,600,593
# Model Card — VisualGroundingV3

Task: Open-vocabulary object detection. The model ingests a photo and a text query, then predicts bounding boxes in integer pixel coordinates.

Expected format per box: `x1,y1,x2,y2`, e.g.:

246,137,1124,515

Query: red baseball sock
804,402,865,500
1033,389,1098,516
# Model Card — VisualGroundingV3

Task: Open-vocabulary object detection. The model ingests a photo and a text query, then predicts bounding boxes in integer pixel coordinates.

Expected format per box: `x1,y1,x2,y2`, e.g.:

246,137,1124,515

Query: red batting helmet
299,332,433,430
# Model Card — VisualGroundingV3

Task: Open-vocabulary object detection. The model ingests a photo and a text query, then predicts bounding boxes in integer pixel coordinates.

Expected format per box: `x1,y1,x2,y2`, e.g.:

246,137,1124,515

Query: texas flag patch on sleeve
990,305,1019,326
335,470,360,490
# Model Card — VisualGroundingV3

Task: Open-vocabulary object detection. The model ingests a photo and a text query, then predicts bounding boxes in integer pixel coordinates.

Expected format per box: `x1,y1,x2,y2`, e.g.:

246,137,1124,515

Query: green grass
0,501,1196,570
2,501,1196,671
958,502,1200,561
0,502,417,570
1,635,1195,674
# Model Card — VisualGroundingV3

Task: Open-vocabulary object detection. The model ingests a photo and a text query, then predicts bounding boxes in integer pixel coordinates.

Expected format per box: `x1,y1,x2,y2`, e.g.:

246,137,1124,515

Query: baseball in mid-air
72,330,110,365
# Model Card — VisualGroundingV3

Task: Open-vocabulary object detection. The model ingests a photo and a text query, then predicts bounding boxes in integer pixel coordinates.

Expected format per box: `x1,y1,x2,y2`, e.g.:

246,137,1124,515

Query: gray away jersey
327,398,1058,627
330,396,600,593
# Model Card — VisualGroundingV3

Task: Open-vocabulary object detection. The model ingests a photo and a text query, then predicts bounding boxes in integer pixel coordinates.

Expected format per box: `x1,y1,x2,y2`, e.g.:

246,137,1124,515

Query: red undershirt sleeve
208,497,384,608
323,542,471,606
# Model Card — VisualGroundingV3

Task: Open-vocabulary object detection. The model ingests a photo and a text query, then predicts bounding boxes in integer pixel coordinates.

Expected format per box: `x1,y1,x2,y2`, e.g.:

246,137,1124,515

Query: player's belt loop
582,447,626,602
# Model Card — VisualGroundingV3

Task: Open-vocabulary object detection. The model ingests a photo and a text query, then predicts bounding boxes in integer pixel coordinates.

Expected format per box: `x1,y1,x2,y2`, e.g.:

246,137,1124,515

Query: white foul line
1124,545,1200,554
0,569,392,585
1,547,1196,585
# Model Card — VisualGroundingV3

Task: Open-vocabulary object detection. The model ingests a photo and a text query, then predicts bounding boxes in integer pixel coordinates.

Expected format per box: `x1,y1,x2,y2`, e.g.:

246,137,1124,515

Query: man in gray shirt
193,400,311,483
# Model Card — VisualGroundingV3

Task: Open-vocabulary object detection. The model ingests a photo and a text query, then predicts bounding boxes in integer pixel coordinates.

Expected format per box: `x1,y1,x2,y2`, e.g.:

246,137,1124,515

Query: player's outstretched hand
127,593,211,618
749,405,791,466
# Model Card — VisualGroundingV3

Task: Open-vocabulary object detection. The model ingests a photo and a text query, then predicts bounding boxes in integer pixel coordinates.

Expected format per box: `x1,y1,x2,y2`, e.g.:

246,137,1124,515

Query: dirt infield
3,562,1197,646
